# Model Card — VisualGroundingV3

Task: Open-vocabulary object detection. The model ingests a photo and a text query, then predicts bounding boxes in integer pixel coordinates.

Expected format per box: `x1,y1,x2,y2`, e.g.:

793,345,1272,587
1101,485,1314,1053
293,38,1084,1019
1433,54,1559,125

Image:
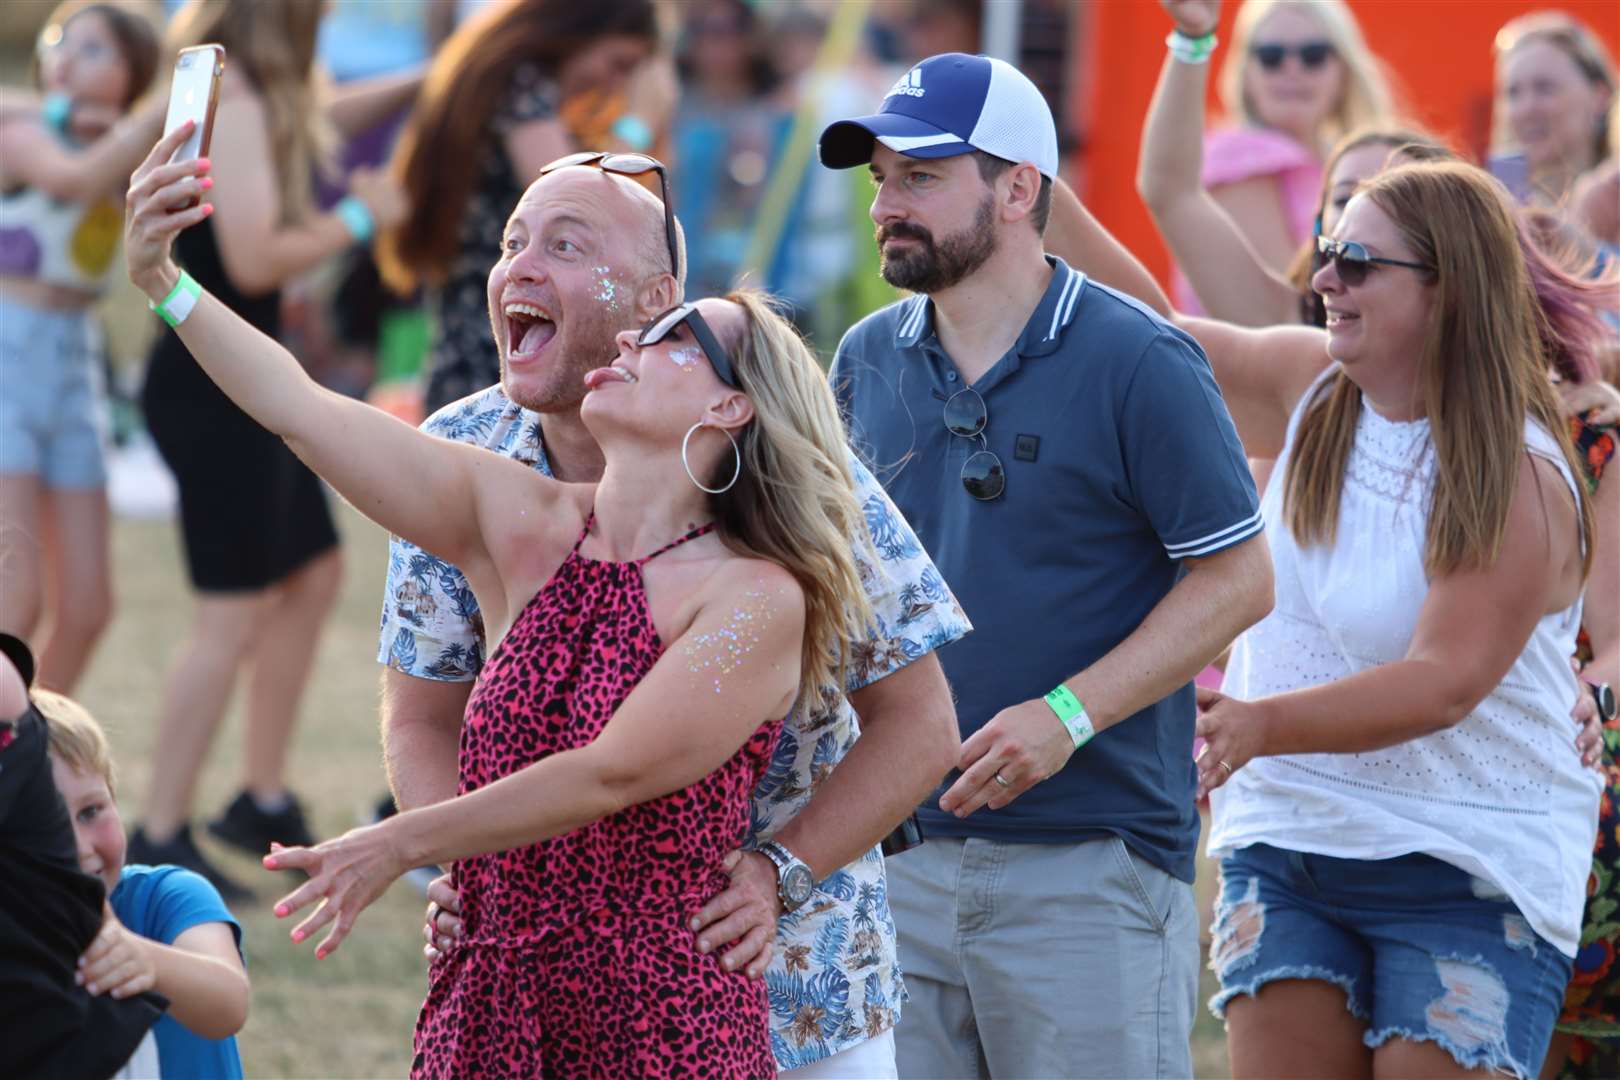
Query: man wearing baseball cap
823,54,1274,1077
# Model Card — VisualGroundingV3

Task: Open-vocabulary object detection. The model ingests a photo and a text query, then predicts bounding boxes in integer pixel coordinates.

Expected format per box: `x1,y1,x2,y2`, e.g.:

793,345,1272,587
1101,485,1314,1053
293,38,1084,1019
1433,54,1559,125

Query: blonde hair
1491,11,1617,166
1219,0,1396,149
166,0,333,224
35,689,116,798
707,289,876,706
1284,161,1594,579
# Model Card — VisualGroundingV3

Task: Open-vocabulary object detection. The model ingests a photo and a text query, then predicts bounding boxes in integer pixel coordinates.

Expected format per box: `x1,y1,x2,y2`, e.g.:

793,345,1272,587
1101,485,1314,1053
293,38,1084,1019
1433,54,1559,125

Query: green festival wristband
148,269,203,328
1045,684,1095,749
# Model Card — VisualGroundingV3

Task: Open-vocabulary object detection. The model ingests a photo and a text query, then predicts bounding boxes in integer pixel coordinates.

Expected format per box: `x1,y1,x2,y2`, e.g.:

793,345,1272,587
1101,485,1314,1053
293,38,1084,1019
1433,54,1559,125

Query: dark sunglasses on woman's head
1251,40,1336,70
637,303,739,389
538,151,680,281
1316,236,1432,287
943,388,1005,501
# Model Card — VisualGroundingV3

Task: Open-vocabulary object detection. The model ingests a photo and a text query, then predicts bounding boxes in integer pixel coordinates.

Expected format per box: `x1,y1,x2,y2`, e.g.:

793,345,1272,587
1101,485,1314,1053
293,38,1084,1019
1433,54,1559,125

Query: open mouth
583,364,638,391
504,302,557,360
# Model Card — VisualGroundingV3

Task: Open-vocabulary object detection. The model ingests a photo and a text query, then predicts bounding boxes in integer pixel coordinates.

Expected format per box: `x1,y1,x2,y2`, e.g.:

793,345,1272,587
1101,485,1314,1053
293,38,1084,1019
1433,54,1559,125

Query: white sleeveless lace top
1207,378,1601,956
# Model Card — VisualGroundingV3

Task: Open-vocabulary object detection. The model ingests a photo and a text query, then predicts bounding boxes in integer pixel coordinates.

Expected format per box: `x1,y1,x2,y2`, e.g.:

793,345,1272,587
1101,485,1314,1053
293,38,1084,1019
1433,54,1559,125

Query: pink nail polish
199,177,213,191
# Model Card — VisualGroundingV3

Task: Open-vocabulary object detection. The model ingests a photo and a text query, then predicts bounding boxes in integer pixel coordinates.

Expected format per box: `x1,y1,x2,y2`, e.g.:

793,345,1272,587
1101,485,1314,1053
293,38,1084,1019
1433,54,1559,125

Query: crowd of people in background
1,0,1617,1078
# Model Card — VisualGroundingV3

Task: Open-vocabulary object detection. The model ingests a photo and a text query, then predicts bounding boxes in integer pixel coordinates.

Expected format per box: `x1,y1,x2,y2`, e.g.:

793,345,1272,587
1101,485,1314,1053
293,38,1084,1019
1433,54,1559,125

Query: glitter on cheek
591,266,623,311
668,345,704,373
680,590,774,694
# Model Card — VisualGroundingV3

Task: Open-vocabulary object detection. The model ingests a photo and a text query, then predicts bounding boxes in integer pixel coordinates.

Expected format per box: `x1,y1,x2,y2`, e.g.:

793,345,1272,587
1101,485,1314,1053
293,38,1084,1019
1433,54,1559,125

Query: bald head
517,167,685,294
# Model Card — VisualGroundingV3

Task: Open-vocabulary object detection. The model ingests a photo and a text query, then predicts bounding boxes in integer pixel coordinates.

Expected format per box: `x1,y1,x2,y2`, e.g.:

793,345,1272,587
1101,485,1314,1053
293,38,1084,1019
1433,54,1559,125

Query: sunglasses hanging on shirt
943,388,1005,501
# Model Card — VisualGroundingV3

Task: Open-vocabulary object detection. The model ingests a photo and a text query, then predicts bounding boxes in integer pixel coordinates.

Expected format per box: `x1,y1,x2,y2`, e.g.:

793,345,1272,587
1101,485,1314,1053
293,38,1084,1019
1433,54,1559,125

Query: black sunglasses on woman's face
637,303,738,389
1315,236,1432,287
538,151,680,281
1251,40,1336,70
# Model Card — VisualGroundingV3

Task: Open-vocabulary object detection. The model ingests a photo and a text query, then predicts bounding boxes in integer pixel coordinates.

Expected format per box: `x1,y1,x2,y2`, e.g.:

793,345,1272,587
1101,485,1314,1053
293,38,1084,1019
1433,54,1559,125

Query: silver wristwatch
759,840,814,912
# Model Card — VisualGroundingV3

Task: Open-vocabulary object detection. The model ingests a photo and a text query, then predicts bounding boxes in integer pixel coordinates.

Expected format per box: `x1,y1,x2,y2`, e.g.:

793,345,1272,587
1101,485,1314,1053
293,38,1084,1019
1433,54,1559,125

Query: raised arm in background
1137,0,1301,326
203,69,405,297
325,66,428,139
0,94,164,205
1045,179,1173,317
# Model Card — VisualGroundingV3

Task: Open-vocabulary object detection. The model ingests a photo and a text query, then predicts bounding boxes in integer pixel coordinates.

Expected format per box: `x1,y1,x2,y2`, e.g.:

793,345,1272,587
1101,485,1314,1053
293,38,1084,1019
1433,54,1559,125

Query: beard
877,195,998,294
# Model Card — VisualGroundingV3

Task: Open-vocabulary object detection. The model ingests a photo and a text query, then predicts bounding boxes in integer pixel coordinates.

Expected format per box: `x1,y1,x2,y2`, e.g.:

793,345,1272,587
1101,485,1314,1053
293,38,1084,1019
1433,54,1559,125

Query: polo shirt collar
890,256,1088,358
1018,256,1087,358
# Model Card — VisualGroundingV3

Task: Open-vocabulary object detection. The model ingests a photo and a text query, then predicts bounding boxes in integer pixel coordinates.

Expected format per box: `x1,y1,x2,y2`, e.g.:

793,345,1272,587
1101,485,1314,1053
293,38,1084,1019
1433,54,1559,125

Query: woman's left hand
1194,686,1268,800
124,119,213,299
263,821,408,959
1554,376,1620,427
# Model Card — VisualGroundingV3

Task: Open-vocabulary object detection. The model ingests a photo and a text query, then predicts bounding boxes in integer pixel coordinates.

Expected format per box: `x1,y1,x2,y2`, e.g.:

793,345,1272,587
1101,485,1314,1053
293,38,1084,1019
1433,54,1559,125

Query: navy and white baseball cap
819,53,1058,179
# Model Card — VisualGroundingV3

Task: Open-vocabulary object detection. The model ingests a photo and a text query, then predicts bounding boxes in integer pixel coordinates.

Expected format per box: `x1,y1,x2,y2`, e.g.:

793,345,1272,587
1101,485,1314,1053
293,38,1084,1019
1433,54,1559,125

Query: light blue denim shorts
1211,843,1572,1080
0,296,107,488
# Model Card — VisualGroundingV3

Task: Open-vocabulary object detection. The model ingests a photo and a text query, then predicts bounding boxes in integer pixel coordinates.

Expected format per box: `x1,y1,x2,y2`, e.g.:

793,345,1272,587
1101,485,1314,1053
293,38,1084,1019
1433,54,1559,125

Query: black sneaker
207,790,316,856
128,824,254,903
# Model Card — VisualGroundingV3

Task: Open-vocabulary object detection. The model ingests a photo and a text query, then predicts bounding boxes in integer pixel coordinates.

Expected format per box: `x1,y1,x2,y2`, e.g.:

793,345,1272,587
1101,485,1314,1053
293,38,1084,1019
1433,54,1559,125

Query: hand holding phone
163,44,224,169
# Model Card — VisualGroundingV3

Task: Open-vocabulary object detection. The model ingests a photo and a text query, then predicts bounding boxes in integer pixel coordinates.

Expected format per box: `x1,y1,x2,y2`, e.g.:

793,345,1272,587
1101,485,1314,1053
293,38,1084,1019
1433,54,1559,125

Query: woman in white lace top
1178,162,1599,1080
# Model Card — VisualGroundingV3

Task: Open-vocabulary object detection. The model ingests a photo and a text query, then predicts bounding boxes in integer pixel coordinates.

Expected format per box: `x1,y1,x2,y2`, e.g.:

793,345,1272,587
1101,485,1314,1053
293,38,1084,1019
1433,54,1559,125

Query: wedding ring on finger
1217,760,1234,778
993,772,1013,789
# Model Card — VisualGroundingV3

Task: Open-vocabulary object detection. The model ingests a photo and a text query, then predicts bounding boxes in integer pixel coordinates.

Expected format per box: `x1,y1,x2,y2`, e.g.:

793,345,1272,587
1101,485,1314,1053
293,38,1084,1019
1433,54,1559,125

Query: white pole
982,0,1024,63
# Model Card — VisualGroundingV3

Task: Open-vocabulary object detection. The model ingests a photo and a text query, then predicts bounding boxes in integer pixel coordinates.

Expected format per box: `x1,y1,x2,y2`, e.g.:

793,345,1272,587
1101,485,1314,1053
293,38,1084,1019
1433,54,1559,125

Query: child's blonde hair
35,690,117,798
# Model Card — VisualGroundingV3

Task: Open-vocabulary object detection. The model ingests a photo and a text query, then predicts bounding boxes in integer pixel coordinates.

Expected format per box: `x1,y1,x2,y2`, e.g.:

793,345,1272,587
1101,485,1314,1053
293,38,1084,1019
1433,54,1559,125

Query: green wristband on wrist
1166,29,1218,64
149,269,203,328
1045,684,1095,749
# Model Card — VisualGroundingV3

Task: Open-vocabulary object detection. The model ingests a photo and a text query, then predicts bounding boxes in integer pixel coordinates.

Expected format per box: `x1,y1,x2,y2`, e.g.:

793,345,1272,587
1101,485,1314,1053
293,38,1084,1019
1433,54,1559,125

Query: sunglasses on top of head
636,302,739,389
1315,236,1432,288
538,151,680,281
1251,40,1336,70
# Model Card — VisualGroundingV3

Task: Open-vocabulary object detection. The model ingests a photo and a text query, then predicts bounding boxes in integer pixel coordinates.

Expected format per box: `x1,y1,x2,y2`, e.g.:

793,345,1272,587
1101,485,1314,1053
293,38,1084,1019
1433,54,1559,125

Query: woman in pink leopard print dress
125,132,875,1077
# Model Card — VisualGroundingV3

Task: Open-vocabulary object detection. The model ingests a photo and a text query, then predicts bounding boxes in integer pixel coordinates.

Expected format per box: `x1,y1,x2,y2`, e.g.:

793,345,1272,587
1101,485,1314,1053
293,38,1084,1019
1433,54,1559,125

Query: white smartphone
163,44,225,166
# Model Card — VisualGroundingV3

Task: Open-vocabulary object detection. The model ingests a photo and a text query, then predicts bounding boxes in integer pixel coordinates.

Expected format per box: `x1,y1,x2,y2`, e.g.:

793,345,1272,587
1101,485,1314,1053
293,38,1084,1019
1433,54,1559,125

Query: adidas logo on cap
887,67,925,99
820,53,1060,180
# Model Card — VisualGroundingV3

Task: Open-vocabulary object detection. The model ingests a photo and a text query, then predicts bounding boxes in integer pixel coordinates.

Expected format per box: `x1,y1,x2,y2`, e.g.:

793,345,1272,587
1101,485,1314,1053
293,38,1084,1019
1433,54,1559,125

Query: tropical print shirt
377,384,971,1068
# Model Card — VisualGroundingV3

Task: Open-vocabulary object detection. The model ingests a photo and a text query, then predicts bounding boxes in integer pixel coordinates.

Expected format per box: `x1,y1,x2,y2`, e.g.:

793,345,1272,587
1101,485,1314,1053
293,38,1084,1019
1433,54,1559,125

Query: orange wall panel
1071,0,1620,288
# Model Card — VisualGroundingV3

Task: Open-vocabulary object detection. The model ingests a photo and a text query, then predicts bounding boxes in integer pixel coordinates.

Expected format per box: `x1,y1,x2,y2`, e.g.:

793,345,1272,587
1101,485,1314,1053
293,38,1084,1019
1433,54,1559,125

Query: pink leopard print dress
411,514,779,1079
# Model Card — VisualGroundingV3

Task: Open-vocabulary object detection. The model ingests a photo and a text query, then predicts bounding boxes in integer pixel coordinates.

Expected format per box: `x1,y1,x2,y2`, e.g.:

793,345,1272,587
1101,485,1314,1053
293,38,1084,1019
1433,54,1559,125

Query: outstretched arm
1044,180,1172,317
1035,174,1331,458
1137,0,1300,325
125,124,507,573
266,562,808,957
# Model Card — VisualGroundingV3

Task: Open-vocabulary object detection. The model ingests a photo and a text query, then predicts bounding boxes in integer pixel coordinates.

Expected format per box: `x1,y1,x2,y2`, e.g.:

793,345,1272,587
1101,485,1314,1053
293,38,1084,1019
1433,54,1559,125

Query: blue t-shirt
831,258,1262,882
110,864,245,1080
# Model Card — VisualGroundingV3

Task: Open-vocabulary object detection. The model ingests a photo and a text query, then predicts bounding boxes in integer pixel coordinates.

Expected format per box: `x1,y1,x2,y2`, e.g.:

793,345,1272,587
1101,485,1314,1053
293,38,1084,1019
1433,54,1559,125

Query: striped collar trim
894,294,933,348
892,258,1088,357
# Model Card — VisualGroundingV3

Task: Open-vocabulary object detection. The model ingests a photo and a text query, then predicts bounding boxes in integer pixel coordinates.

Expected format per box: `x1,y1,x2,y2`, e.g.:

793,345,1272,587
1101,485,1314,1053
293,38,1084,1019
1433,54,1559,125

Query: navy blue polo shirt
830,257,1261,882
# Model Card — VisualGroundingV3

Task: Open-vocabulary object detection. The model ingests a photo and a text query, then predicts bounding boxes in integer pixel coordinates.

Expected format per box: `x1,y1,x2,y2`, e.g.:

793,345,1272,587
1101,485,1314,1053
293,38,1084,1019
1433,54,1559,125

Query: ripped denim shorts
1209,844,1572,1080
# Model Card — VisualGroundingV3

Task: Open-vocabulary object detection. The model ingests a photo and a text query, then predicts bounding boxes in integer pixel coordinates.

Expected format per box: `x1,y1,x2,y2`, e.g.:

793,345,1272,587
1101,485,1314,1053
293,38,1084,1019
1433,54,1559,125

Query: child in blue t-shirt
37,689,249,1079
